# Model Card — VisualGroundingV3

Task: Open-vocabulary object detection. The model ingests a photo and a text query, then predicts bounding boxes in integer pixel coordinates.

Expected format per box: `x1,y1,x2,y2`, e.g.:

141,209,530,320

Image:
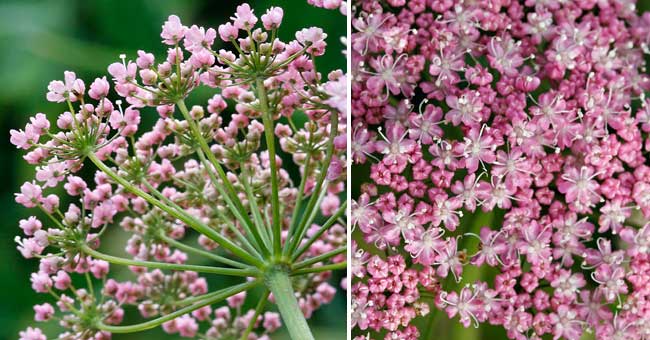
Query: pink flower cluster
307,0,347,15
352,0,650,339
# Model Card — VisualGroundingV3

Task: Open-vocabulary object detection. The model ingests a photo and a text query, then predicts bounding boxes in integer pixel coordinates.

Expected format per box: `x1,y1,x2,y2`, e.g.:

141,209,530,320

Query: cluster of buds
352,0,650,340
307,0,348,15
12,3,346,340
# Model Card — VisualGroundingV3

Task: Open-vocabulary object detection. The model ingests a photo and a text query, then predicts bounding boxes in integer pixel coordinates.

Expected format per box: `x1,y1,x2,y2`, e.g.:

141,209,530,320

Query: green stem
86,152,264,268
141,156,265,262
287,151,311,242
292,247,346,270
421,304,438,340
138,181,261,266
291,201,347,262
265,268,314,340
290,261,346,276
288,187,327,256
267,45,310,74
85,272,94,296
285,111,338,256
448,211,493,339
255,78,282,256
98,280,258,333
242,170,273,250
212,204,266,260
169,172,262,259
177,100,269,257
38,204,66,230
158,234,250,270
82,246,258,277
196,146,268,256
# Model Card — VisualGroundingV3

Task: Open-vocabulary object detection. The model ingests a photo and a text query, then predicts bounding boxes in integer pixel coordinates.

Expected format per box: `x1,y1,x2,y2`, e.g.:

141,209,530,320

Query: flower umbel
12,3,346,340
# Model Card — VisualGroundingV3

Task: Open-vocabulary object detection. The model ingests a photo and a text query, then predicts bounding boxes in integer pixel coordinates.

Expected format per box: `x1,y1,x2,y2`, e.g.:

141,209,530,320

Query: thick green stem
256,78,282,256
98,280,258,333
82,246,258,277
86,153,264,268
265,268,314,340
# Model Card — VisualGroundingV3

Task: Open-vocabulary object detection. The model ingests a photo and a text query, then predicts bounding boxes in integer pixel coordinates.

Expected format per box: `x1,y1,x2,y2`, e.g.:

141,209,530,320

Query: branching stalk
87,153,264,268
98,280,259,333
285,111,339,256
291,262,346,276
177,100,267,254
158,233,250,270
82,245,258,277
293,247,346,270
292,201,347,261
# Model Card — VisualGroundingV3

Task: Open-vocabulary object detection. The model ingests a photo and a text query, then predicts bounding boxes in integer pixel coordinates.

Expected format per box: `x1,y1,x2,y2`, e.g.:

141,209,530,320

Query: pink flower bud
40,194,60,213
19,327,46,340
218,22,238,42
160,15,186,45
191,306,212,321
139,69,158,85
15,182,43,208
89,76,110,99
261,7,283,30
90,260,109,278
29,113,50,134
295,27,327,55
232,3,258,30
107,62,137,84
30,272,52,293
176,315,198,337
136,50,155,68
53,270,71,290
263,312,282,332
33,303,54,321
19,217,42,236
227,291,246,308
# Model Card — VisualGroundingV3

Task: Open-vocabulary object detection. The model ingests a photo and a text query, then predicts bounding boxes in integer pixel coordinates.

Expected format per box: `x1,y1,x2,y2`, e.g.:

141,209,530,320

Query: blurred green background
0,1,346,339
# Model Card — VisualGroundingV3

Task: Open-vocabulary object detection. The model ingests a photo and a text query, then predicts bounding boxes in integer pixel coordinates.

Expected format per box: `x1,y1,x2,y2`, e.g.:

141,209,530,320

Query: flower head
12,3,346,340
